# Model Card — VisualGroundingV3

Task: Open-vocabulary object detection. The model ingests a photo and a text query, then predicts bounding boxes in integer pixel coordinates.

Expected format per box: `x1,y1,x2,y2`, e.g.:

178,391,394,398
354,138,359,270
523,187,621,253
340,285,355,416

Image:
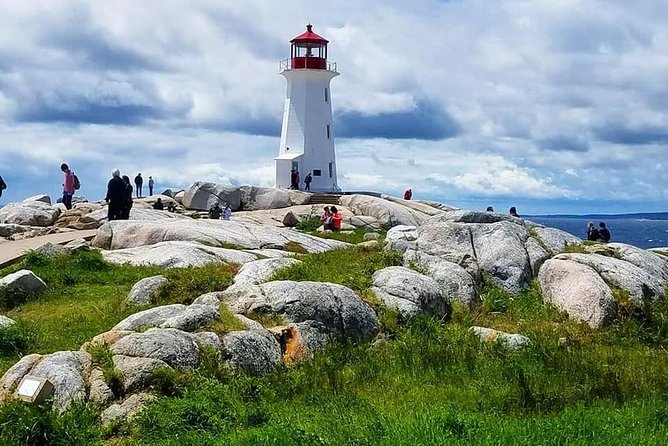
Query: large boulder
0,269,47,294
0,224,30,238
102,240,259,268
182,182,242,211
538,258,616,327
608,243,668,283
92,219,348,254
100,393,157,426
239,186,310,211
231,258,301,288
126,275,168,305
385,225,418,254
222,281,379,344
554,253,665,305
339,194,430,228
112,355,171,393
405,255,479,308
86,207,185,225
371,266,450,318
0,201,61,226
23,194,51,205
0,354,42,403
159,304,220,332
222,330,282,376
110,328,201,370
113,304,187,331
29,351,92,411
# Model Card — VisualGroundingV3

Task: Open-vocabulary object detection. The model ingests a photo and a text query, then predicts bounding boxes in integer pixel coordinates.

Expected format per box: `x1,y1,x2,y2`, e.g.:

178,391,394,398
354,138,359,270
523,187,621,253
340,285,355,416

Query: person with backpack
105,169,126,221
304,172,312,191
60,163,76,210
148,176,155,196
598,222,611,243
121,175,134,219
0,175,6,199
209,202,223,219
134,173,143,198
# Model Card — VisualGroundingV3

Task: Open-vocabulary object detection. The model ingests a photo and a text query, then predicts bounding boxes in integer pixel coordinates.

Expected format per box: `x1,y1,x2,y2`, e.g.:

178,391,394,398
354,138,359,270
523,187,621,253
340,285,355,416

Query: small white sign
17,378,41,398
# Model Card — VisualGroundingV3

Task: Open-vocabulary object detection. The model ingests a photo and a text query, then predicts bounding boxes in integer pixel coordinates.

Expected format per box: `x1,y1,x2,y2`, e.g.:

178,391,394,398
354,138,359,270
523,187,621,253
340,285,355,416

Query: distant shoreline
528,212,668,220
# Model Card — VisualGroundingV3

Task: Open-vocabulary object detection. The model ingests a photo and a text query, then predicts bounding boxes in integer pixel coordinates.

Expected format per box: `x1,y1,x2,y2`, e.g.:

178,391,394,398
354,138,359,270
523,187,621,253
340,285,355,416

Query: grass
0,251,237,375
270,245,403,292
0,246,667,445
561,242,622,258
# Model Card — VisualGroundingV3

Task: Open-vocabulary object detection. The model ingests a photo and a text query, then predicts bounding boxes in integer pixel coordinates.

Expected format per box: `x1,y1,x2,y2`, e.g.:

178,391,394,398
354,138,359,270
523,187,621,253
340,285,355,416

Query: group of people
133,173,156,198
290,170,314,191
587,221,612,243
151,197,177,213
485,206,521,217
208,202,232,220
320,206,342,231
105,169,169,221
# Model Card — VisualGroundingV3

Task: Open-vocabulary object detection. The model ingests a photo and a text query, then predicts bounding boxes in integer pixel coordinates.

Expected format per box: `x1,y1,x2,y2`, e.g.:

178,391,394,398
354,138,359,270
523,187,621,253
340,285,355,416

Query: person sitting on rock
222,203,232,221
153,198,164,210
0,174,6,199
598,222,611,243
486,206,494,212
586,221,599,241
328,206,342,231
167,202,177,213
320,206,332,227
509,206,520,217
403,188,412,200
209,202,223,220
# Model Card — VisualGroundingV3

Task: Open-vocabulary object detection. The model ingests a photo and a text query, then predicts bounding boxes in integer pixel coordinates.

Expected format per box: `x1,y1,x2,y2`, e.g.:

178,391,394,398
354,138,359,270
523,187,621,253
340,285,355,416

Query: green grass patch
205,304,248,336
283,241,309,254
270,246,403,292
0,322,37,358
295,215,322,232
0,251,237,375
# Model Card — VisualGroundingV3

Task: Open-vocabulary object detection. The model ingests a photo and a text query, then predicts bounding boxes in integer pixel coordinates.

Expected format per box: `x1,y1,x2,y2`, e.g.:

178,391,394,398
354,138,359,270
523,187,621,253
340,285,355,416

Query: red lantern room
289,24,329,70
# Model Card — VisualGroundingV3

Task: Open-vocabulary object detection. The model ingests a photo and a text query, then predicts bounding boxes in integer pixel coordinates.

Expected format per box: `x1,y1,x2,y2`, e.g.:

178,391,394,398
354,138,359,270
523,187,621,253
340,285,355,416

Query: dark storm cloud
593,124,668,145
335,99,461,140
537,136,589,153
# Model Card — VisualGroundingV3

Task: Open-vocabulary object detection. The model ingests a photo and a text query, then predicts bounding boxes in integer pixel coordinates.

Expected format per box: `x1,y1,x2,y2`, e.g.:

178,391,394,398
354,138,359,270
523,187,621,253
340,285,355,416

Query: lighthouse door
291,161,299,172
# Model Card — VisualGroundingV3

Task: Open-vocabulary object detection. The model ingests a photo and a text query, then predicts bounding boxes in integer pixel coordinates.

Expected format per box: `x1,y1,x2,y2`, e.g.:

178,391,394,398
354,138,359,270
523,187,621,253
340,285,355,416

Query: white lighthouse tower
275,24,339,192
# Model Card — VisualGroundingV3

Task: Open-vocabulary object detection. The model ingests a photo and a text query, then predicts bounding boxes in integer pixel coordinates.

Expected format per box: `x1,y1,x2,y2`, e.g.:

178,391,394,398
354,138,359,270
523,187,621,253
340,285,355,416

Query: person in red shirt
330,206,343,231
60,163,75,210
403,188,412,200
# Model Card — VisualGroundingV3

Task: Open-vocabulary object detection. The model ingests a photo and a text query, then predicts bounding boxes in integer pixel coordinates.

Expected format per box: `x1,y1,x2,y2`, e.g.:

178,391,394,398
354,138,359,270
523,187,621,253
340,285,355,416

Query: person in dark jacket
134,173,143,198
122,175,134,219
586,221,599,241
105,169,126,221
598,222,611,243
304,172,312,191
153,198,164,210
509,206,520,217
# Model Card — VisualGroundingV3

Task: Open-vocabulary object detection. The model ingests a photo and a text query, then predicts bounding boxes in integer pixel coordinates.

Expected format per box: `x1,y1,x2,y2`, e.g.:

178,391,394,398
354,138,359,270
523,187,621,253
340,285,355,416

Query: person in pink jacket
60,163,75,210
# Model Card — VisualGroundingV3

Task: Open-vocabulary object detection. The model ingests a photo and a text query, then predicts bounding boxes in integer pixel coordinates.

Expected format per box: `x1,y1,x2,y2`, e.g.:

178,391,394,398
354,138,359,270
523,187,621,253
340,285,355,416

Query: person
509,206,520,217
486,206,494,212
320,206,332,227
153,197,164,210
290,170,297,189
598,222,611,243
121,175,134,220
60,163,75,210
294,170,300,190
134,173,143,198
167,202,177,213
586,221,599,241
105,169,126,221
209,202,222,219
222,203,232,221
0,175,6,199
148,176,155,196
304,172,312,191
403,189,412,200
329,206,343,231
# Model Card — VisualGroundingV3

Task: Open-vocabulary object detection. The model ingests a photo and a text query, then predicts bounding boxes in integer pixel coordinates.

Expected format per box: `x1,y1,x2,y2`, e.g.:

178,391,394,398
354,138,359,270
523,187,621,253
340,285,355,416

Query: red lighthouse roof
290,24,329,44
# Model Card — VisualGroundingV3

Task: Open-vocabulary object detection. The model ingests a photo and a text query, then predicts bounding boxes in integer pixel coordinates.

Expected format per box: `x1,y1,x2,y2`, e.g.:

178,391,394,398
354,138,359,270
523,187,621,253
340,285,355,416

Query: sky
0,0,667,214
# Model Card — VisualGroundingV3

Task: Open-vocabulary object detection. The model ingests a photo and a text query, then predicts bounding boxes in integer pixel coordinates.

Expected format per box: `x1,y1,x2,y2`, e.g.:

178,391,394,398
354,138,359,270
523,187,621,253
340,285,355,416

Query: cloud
335,99,460,140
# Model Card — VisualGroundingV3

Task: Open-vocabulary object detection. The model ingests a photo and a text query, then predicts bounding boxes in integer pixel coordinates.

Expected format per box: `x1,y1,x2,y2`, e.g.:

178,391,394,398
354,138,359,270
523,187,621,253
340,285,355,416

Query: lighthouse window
324,88,329,103
326,124,331,139
313,169,322,176
328,162,333,178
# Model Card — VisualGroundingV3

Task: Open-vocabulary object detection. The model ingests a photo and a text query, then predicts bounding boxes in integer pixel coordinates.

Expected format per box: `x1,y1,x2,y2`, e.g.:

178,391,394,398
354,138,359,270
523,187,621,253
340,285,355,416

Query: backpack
73,173,81,190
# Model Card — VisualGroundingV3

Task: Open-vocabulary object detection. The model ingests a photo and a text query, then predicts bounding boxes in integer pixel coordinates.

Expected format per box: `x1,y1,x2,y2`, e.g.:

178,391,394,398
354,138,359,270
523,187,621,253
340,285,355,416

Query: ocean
528,216,668,249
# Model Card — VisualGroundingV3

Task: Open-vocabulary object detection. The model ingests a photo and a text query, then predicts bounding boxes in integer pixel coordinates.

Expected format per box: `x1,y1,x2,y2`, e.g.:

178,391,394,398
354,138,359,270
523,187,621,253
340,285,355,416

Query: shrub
0,322,36,357
0,286,36,310
296,216,322,232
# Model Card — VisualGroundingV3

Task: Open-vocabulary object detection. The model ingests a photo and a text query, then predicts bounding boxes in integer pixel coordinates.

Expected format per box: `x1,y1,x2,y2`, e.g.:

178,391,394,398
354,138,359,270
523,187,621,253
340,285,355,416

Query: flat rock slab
102,240,259,268
0,201,61,227
92,219,349,254
340,194,430,229
231,258,301,288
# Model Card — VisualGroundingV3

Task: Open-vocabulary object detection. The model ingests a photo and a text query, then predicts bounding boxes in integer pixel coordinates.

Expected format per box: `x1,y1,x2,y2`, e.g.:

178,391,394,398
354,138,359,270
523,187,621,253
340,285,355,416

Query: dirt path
0,229,98,269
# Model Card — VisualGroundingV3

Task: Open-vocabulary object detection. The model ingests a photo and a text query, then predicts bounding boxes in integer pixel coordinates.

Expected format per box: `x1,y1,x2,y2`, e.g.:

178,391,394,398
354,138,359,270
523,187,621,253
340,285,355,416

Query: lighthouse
275,24,339,192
